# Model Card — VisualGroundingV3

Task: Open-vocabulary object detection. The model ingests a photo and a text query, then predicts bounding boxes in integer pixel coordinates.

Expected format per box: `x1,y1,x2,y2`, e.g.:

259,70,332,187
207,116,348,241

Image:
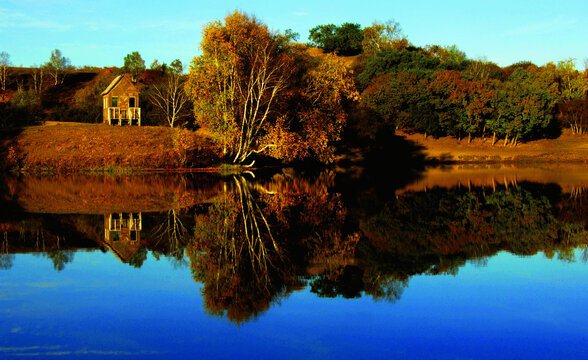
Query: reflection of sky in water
2,251,588,359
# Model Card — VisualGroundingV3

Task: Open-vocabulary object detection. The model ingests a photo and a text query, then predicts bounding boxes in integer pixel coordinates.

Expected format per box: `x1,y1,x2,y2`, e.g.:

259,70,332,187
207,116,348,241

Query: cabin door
129,97,136,108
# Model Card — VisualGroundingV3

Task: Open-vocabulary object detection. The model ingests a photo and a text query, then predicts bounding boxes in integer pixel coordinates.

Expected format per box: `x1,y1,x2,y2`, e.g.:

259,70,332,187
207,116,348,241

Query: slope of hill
0,123,220,172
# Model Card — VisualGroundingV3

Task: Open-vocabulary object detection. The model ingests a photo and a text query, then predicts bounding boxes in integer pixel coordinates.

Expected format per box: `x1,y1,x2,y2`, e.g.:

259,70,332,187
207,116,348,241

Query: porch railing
107,107,141,126
108,214,143,231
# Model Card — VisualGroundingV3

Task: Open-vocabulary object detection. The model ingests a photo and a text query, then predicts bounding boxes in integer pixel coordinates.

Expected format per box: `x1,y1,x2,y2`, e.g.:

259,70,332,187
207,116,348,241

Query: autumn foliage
186,11,358,165
360,44,588,146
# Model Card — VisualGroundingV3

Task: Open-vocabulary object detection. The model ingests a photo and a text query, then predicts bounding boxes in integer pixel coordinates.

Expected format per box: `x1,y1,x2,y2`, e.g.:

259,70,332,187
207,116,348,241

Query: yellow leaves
307,54,360,106
362,20,406,56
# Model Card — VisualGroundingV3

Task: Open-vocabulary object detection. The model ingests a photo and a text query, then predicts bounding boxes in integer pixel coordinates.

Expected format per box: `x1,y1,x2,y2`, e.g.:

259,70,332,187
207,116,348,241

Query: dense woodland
1,11,587,165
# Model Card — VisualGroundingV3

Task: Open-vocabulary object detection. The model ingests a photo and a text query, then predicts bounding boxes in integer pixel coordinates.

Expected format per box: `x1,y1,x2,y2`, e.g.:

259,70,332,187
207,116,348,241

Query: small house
101,75,141,126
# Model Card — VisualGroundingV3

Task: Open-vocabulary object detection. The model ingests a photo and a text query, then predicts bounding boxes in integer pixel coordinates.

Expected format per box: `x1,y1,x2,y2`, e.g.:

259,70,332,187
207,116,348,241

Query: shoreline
398,129,588,164
1,123,587,173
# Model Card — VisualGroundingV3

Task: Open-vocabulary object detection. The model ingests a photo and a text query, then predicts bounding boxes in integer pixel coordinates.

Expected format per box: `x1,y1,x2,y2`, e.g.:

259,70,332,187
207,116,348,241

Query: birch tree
149,59,189,127
0,51,10,91
186,11,294,164
187,11,359,165
45,49,71,85
31,65,44,94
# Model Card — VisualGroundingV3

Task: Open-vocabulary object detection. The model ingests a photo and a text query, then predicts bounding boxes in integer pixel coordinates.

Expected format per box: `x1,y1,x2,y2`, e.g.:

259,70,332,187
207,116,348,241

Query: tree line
2,11,587,164
306,20,587,144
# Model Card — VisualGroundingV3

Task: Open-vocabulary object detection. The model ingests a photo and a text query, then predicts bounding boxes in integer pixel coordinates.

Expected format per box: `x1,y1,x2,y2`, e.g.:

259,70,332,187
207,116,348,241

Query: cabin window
112,96,118,107
129,97,136,108
112,231,120,242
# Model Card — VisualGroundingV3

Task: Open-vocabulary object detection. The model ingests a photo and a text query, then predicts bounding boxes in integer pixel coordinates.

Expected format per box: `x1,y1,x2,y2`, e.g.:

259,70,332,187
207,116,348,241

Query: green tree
128,247,147,268
553,59,588,100
45,49,71,85
489,67,558,145
308,23,364,56
422,44,468,71
362,73,437,136
150,59,167,73
308,24,338,52
45,249,74,271
123,51,146,82
357,48,442,88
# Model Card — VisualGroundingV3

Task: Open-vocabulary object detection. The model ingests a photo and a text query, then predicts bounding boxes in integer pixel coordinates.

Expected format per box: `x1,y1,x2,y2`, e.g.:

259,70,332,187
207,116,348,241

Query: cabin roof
103,236,140,263
101,74,137,96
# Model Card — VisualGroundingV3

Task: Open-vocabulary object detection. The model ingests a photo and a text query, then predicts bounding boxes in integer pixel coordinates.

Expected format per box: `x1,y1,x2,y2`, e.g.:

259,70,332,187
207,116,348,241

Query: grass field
0,123,220,172
399,129,588,163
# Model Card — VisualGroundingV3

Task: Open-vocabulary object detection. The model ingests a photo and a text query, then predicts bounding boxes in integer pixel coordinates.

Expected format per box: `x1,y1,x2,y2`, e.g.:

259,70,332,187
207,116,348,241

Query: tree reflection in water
1,172,587,324
151,209,191,268
188,175,294,324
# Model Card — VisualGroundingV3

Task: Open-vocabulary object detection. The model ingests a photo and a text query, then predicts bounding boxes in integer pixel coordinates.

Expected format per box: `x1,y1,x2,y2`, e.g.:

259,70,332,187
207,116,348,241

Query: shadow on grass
0,126,25,171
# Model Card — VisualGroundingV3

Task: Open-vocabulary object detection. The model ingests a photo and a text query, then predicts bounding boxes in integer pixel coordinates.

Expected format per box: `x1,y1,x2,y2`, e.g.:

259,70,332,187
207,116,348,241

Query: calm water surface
1,165,588,359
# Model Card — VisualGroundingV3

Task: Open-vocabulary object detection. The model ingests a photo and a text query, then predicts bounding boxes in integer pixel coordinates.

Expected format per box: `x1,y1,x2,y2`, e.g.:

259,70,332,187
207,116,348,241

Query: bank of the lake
2,122,588,173
400,129,588,163
0,122,221,172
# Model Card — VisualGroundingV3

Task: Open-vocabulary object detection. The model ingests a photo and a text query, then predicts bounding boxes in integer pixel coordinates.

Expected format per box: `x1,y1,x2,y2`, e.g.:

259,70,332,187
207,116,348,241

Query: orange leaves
307,53,360,105
188,11,296,163
294,54,359,163
187,12,360,164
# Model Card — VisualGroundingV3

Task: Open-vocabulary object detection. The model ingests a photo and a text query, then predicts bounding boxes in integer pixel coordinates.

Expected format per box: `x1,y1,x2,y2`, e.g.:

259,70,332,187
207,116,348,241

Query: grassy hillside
1,123,220,172
0,66,168,128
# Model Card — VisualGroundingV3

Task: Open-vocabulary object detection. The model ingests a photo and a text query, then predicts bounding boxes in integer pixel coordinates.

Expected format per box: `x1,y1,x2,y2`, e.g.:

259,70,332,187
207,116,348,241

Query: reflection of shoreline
5,173,225,214
2,171,587,324
396,164,588,195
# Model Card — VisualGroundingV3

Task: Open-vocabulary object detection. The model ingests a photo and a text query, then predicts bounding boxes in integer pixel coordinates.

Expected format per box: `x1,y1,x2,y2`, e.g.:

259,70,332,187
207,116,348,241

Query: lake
1,164,588,359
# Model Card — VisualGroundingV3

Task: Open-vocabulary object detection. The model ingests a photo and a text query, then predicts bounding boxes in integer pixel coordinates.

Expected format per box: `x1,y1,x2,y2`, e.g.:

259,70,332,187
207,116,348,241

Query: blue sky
1,0,587,69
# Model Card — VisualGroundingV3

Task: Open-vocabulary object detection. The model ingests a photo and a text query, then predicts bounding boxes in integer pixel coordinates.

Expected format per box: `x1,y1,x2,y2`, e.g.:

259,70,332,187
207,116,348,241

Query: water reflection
104,212,142,263
1,168,587,324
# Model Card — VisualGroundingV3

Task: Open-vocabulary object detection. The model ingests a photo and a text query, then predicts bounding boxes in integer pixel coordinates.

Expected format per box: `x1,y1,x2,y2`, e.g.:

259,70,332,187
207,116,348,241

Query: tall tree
552,59,588,100
187,11,294,164
0,51,10,91
31,65,44,94
45,49,71,86
123,51,146,83
489,67,558,145
187,11,358,165
149,59,189,127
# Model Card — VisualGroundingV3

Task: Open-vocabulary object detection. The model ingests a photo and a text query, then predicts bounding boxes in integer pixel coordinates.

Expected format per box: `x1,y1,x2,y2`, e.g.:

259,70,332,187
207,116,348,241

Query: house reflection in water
103,213,142,263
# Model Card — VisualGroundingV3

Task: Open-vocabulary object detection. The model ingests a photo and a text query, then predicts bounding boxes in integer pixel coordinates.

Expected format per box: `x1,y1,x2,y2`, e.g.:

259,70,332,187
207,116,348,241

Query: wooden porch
107,212,142,232
106,107,142,126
